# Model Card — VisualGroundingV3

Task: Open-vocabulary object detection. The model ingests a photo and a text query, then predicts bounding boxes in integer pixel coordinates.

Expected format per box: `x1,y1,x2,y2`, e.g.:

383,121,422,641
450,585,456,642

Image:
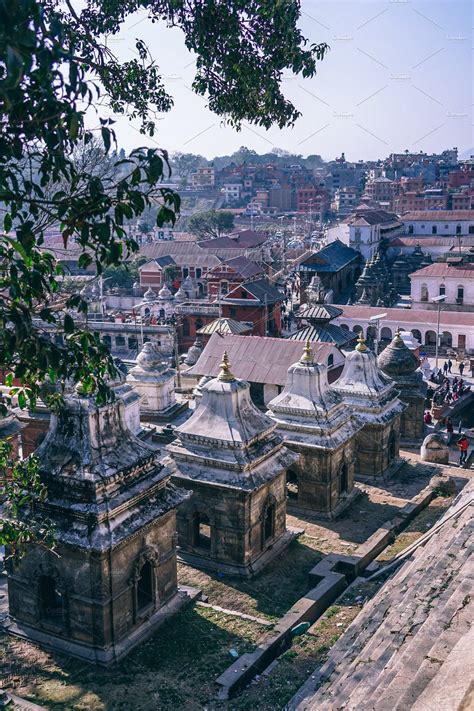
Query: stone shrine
163,352,298,576
267,342,363,518
332,335,405,478
127,341,185,422
5,390,191,663
377,329,426,443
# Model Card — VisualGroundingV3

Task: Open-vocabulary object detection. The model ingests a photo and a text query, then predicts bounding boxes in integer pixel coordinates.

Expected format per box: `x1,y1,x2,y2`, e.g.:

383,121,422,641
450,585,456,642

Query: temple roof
332,337,405,422
197,317,252,336
296,303,343,321
267,343,362,448
289,323,355,348
377,330,420,378
165,353,296,487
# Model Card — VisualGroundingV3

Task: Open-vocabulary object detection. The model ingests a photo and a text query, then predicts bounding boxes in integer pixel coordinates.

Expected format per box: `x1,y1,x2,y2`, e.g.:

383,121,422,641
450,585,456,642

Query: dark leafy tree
0,0,327,543
188,210,235,240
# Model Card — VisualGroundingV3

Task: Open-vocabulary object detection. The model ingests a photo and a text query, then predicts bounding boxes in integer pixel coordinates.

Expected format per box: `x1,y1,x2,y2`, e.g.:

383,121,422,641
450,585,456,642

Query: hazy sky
95,0,473,161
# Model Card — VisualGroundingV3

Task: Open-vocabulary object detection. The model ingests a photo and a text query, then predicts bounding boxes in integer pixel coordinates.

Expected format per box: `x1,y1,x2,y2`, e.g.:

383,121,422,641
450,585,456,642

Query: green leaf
64,314,75,334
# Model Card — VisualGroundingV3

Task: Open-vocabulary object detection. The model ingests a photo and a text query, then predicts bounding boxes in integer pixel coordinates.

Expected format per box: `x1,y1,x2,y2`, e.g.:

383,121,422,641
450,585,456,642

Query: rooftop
186,334,343,386
196,317,252,336
223,278,284,305
334,304,474,328
409,262,474,279
401,209,474,220
299,240,361,273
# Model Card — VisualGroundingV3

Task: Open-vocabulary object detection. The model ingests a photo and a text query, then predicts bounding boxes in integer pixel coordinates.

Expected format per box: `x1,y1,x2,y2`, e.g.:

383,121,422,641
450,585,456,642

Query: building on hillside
332,336,405,479
185,333,345,407
333,187,358,216
401,210,474,237
288,480,474,711
267,343,363,518
205,256,264,300
296,186,330,218
162,353,298,577
409,262,474,311
190,166,215,189
362,176,396,207
297,240,362,302
220,279,283,337
6,390,191,663
333,304,474,353
291,276,356,348
328,209,403,261
377,330,426,443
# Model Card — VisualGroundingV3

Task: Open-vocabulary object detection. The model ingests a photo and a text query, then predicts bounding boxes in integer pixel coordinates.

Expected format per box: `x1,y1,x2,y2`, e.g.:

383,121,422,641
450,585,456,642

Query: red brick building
206,256,264,300
220,279,284,337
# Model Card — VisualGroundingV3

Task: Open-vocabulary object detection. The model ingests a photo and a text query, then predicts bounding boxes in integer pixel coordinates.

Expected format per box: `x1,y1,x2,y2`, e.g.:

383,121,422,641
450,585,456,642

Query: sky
93,0,473,161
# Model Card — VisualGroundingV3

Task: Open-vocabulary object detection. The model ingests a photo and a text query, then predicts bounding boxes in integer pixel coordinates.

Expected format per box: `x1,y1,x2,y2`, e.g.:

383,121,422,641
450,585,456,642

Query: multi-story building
296,186,329,217
401,210,474,237
333,187,358,216
409,262,474,312
328,208,403,261
190,166,215,189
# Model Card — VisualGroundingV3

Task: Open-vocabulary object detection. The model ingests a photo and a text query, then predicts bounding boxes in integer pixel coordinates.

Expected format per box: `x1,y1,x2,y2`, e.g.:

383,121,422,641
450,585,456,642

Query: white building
332,304,474,353
221,180,243,204
327,209,402,260
409,263,474,310
401,210,474,237
190,166,215,189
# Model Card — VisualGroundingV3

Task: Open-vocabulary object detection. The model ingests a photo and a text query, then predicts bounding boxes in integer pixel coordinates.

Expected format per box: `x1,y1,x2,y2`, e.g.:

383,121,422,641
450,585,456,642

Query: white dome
143,287,157,302
158,284,173,300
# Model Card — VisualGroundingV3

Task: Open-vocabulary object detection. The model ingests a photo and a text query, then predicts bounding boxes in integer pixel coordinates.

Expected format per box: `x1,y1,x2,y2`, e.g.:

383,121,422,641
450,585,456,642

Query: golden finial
395,326,402,340
300,340,313,363
217,350,235,381
355,333,367,352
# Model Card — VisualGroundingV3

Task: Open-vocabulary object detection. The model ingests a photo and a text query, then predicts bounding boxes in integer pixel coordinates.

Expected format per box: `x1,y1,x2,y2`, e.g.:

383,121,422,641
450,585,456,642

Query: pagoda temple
163,352,297,576
5,390,191,663
332,335,405,478
267,342,363,518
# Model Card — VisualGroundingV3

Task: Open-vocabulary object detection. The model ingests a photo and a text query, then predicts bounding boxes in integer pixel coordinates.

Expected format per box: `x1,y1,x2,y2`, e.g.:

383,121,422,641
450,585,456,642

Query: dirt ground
0,456,468,710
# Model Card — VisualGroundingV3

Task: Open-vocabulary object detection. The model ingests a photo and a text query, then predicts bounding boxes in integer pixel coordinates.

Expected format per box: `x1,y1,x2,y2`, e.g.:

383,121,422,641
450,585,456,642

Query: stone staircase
288,482,474,711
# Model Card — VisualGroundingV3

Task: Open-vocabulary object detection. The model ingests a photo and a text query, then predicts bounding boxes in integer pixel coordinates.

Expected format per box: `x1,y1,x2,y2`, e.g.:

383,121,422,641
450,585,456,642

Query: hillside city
0,3,473,710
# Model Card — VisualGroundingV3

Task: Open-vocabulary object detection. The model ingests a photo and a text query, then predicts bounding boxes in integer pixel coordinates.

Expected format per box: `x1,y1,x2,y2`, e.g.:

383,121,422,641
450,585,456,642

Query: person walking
458,419,463,435
457,434,469,467
448,358,453,373
443,362,448,376
446,417,454,445
459,361,465,377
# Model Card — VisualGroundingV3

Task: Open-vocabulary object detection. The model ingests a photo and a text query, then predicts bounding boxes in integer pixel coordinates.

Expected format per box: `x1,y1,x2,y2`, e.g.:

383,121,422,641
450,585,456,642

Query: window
241,291,247,298
432,225,437,234
116,335,125,347
194,513,211,551
195,268,202,278
39,575,63,624
230,308,237,318
128,337,138,351
439,284,445,297
457,286,464,304
420,284,429,302
339,464,348,494
408,225,414,234
328,354,334,367
456,224,462,235
182,267,189,278
286,469,299,500
263,504,275,543
220,280,229,295
195,318,203,331
182,319,190,337
137,562,153,611
102,335,112,348
469,225,474,234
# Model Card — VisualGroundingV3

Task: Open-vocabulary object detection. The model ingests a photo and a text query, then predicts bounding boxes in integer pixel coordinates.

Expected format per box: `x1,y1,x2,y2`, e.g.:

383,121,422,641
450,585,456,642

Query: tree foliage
188,210,236,240
0,0,327,542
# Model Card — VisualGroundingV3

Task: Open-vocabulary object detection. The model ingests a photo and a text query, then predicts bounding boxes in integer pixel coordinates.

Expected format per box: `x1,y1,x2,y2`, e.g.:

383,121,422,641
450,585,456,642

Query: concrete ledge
5,586,200,666
287,487,360,521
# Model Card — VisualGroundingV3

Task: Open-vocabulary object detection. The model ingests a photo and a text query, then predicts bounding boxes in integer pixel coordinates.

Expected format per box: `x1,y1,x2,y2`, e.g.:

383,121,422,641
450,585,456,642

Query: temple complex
332,335,405,478
267,342,363,518
162,352,298,576
291,276,355,348
377,329,426,443
5,389,191,663
127,341,185,422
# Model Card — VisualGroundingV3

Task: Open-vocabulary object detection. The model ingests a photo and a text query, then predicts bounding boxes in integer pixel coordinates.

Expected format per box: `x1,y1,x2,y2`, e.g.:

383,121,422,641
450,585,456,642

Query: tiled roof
344,209,400,226
296,304,344,321
389,236,474,247
229,229,268,247
196,318,252,335
187,334,342,385
217,256,263,279
223,279,284,305
299,240,361,273
288,324,355,347
401,210,474,220
409,263,474,279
